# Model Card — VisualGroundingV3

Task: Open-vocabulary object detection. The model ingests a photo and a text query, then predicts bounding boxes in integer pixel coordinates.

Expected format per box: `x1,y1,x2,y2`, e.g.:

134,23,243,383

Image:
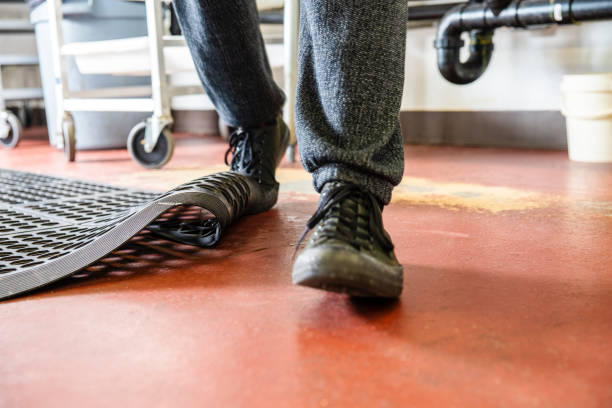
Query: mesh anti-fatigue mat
0,168,252,300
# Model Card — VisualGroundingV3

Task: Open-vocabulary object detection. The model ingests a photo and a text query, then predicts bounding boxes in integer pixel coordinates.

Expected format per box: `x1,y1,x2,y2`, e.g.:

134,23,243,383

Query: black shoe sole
292,245,403,298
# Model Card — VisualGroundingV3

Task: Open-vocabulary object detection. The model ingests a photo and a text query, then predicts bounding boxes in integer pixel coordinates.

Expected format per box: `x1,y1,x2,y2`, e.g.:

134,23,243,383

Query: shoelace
148,172,251,247
225,129,256,173
148,214,221,247
293,184,394,258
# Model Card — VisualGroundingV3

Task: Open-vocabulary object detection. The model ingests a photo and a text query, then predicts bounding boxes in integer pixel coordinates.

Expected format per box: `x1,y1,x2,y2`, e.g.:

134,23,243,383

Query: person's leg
296,0,407,205
174,0,290,215
173,0,285,127
292,1,408,297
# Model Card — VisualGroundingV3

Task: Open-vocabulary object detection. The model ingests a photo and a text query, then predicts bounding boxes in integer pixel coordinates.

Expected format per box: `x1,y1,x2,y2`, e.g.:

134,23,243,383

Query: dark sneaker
225,114,290,214
292,182,403,298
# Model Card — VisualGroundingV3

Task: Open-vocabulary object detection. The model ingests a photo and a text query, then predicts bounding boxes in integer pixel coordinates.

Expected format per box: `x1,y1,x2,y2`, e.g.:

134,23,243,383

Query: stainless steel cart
47,0,202,167
48,0,300,167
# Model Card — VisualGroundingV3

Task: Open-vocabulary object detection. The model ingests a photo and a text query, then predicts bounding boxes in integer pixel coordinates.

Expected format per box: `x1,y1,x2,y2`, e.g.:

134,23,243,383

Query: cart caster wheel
0,111,22,149
127,122,174,169
62,115,75,162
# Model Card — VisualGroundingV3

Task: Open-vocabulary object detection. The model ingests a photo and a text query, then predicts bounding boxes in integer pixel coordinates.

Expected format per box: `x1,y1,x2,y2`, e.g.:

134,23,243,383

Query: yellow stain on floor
392,177,549,213
276,170,548,214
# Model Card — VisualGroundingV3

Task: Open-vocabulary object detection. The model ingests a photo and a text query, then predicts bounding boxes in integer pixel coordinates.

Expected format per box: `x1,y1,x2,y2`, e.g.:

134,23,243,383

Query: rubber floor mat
0,168,252,300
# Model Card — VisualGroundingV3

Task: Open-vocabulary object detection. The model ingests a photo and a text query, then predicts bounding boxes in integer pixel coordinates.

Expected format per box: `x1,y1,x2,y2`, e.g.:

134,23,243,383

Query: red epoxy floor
1,131,611,407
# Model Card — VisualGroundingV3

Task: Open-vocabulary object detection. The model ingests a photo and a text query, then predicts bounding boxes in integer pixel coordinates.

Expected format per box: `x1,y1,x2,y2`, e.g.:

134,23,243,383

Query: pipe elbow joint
434,5,495,85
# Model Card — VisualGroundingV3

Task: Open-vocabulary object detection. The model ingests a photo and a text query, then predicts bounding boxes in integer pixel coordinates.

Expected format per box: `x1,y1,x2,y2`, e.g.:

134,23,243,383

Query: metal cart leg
283,0,300,163
126,0,174,169
48,0,75,161
144,0,173,153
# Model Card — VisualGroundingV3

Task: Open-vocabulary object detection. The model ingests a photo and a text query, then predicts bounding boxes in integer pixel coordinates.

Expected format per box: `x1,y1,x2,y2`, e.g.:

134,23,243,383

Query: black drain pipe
434,0,612,84
408,2,467,21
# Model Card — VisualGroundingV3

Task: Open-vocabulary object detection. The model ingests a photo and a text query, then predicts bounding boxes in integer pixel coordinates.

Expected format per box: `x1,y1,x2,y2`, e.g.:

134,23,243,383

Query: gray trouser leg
173,0,285,127
175,0,407,204
296,1,408,204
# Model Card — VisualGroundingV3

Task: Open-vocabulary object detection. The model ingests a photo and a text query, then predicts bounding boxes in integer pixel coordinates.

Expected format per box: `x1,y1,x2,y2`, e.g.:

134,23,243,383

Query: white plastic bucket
561,73,612,163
